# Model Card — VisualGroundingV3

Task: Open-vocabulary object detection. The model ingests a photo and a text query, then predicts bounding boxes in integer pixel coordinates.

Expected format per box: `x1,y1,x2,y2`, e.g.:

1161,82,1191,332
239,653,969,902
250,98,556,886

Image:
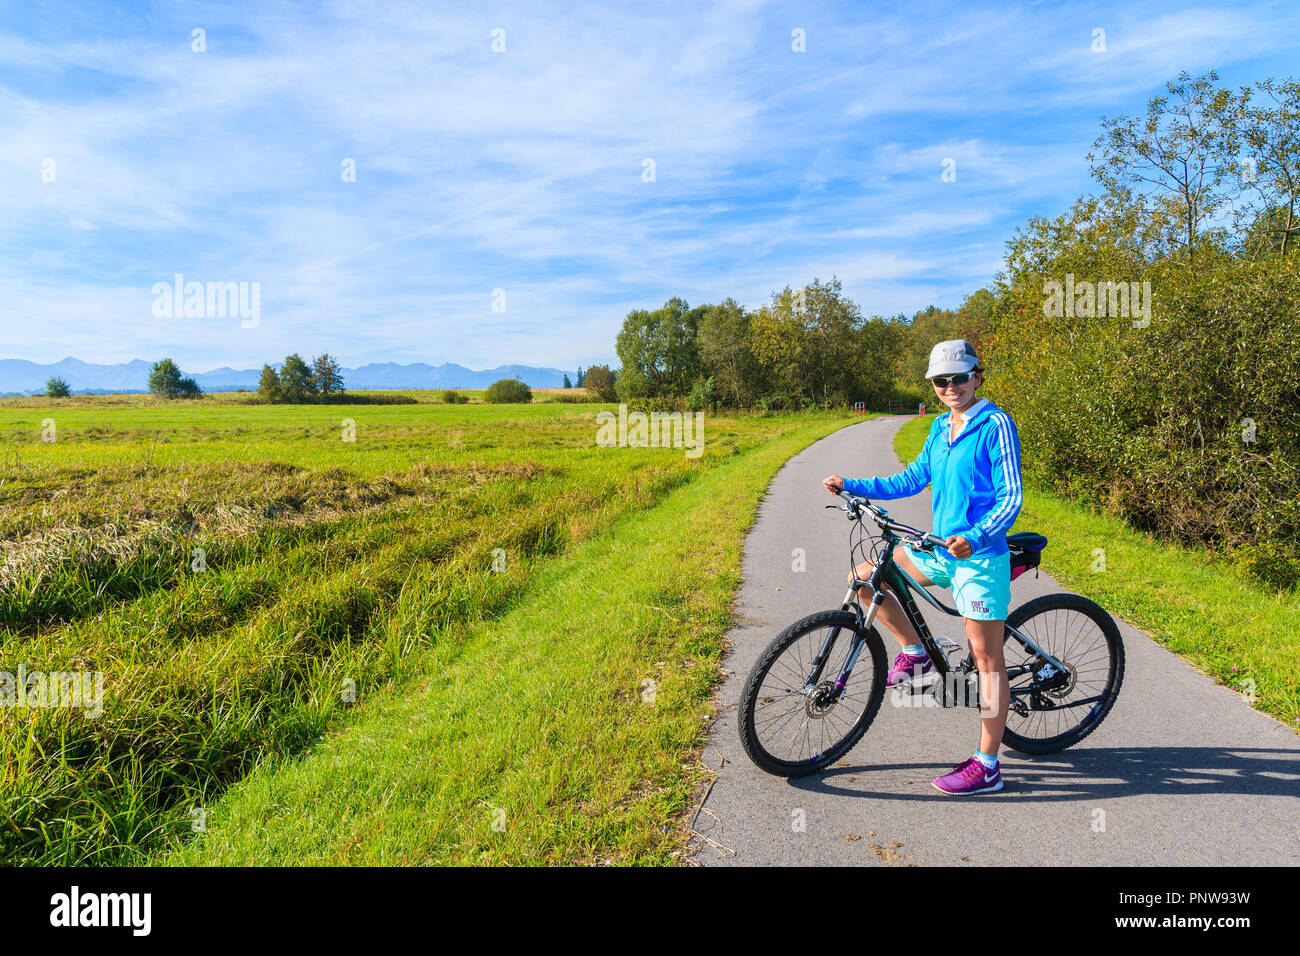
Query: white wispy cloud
0,0,1296,371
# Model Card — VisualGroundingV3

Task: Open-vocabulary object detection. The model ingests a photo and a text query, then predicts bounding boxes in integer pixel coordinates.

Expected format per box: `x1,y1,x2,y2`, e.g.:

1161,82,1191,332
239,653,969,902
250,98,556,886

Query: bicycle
738,490,1125,777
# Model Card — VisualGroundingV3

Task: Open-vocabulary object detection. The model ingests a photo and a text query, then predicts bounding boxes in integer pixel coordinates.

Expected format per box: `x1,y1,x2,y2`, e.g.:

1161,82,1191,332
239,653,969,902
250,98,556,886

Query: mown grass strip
158,416,857,865
893,414,1300,729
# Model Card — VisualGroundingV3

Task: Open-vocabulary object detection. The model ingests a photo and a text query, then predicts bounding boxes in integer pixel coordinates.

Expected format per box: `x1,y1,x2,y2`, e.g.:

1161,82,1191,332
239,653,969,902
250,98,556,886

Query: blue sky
2,0,1299,373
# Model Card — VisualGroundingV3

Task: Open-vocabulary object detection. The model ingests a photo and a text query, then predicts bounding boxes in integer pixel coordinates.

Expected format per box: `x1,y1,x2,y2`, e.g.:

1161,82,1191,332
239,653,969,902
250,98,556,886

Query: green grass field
0,392,852,864
8,402,1289,866
894,415,1300,732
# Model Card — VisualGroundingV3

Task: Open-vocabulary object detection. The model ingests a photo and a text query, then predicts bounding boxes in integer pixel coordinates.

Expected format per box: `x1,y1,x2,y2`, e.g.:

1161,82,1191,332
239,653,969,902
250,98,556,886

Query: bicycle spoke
1000,600,1120,745
748,622,880,765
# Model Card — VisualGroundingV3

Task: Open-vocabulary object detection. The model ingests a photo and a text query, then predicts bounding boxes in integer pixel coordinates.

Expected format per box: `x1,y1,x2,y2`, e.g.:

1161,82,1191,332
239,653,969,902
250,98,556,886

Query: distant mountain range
0,358,575,395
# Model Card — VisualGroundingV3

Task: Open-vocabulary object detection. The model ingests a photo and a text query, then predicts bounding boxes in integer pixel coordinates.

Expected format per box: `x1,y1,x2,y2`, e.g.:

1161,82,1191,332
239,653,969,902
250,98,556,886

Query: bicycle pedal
932,636,965,662
894,670,940,690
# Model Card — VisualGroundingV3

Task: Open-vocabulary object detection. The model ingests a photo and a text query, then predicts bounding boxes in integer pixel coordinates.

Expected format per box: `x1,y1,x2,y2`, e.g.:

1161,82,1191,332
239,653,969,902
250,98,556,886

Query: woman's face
932,370,981,411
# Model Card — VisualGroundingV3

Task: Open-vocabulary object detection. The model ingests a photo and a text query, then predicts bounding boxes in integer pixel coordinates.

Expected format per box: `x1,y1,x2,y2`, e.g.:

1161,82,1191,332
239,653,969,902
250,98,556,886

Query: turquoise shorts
901,545,1010,622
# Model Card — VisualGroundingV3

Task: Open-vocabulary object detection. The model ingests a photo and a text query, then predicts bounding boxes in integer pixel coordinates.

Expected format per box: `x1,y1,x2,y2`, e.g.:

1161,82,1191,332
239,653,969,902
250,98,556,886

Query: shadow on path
784,746,1300,801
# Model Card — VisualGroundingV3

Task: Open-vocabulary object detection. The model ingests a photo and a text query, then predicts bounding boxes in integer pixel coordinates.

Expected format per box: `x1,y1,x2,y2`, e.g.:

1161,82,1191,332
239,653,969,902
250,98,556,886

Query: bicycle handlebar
831,489,949,549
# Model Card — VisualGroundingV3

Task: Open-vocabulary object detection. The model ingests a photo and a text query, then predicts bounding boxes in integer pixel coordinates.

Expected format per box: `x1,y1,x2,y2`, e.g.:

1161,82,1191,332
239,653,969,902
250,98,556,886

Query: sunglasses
931,373,972,389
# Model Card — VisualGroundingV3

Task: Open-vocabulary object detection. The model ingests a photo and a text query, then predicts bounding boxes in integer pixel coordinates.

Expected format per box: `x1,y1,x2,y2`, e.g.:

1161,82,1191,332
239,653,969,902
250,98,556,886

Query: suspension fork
803,566,890,696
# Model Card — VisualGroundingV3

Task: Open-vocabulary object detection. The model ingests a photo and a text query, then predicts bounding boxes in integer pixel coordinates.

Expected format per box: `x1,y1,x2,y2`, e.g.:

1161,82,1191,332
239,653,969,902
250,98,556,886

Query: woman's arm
839,431,933,501
960,410,1023,552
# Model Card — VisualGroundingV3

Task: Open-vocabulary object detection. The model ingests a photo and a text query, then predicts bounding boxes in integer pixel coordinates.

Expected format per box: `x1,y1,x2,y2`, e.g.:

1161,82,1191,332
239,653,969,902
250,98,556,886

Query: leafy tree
562,373,572,389
1243,204,1300,258
312,353,345,397
484,378,533,403
749,277,868,407
1237,78,1300,257
443,389,460,403
45,376,70,398
893,294,994,387
697,298,765,407
988,175,1300,561
583,364,617,402
257,364,282,402
277,353,316,403
897,305,961,384
147,359,202,399
957,288,996,336
1089,70,1248,263
148,359,184,398
576,367,585,387
615,297,704,399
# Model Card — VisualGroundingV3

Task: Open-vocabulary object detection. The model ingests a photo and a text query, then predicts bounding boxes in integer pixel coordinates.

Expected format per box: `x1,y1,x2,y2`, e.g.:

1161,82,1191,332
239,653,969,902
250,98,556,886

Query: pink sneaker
886,650,933,687
932,757,1003,795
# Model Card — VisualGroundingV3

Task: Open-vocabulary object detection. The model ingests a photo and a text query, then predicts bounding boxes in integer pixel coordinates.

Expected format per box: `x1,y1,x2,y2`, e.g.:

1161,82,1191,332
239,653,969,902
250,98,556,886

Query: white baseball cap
925,339,979,379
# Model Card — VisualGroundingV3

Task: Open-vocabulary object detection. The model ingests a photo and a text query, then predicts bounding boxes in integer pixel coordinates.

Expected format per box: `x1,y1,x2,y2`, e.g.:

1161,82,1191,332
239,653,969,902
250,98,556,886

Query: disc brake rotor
805,680,838,718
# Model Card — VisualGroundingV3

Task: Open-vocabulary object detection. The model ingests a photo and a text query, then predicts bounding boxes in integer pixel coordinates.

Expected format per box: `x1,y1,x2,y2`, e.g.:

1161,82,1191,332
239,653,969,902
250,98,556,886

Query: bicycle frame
805,512,1072,707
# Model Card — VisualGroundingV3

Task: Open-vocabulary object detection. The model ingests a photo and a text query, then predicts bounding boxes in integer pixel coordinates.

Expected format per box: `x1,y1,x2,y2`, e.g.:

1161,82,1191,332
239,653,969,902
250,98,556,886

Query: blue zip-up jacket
842,401,1023,558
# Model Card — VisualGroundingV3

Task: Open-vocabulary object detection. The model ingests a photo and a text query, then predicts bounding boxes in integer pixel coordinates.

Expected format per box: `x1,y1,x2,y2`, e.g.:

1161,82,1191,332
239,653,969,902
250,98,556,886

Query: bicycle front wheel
738,609,887,777
1000,592,1124,754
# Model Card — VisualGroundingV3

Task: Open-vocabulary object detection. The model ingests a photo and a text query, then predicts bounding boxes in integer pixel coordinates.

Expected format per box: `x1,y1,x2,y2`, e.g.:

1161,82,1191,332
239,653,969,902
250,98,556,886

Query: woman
822,339,1022,795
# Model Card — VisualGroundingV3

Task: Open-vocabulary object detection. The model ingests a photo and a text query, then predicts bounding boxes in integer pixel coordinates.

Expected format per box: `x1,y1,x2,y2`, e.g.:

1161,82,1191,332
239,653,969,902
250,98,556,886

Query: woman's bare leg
965,618,1009,754
846,545,932,649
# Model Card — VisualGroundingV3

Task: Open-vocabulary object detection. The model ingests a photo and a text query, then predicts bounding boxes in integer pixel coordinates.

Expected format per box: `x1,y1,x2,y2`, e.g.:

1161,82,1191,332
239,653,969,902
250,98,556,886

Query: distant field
0,394,848,863
0,386,598,409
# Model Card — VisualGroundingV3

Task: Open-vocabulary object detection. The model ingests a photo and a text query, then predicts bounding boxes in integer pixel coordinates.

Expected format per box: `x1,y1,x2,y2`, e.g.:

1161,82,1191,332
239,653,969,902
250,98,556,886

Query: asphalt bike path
690,415,1300,866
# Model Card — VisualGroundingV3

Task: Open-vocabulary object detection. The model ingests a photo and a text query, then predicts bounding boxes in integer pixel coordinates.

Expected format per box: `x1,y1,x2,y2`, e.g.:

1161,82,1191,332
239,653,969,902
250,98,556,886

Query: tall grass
0,398,843,863
160,416,851,864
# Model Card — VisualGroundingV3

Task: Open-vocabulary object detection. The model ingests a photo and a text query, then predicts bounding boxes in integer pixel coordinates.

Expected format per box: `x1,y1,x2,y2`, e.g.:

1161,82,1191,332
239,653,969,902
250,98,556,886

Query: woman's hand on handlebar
822,474,844,495
944,535,973,559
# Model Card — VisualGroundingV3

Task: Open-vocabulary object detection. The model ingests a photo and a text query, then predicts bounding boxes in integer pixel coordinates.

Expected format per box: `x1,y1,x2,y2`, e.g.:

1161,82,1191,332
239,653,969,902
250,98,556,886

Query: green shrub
1231,542,1300,593
643,395,687,413
550,392,600,403
584,365,618,402
484,379,533,404
687,376,716,411
987,219,1300,557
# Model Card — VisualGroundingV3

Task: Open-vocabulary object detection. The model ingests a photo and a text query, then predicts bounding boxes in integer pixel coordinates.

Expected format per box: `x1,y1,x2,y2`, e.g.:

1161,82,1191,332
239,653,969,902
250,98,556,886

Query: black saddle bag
1007,532,1047,581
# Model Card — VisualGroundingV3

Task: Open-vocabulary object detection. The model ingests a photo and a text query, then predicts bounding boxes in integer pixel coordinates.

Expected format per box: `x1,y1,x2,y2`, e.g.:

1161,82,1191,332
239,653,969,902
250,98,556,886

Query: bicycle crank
927,668,983,708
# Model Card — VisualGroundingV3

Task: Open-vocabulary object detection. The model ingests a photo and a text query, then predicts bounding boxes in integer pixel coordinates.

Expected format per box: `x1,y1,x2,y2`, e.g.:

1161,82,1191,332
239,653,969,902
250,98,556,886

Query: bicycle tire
999,592,1124,754
738,609,888,777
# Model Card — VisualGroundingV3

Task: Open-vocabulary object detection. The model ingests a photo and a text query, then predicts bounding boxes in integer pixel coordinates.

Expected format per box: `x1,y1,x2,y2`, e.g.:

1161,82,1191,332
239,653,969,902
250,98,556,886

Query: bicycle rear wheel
1000,592,1124,754
738,609,887,777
